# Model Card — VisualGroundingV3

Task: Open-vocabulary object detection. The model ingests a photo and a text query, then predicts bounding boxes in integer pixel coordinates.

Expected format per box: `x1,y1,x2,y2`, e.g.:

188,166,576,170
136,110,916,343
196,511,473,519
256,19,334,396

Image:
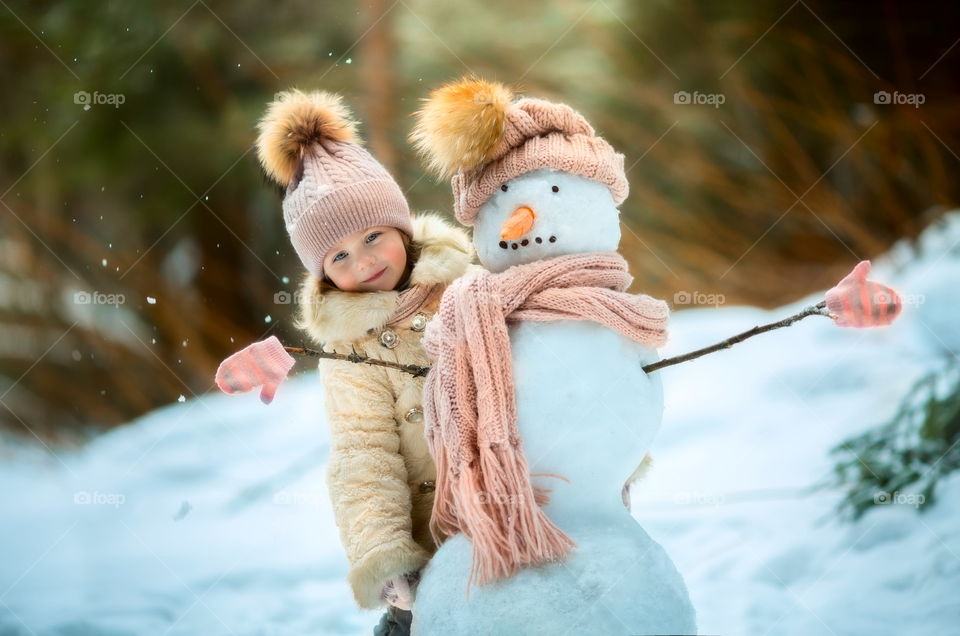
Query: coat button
411,313,428,332
405,407,424,423
379,329,398,348
419,480,435,493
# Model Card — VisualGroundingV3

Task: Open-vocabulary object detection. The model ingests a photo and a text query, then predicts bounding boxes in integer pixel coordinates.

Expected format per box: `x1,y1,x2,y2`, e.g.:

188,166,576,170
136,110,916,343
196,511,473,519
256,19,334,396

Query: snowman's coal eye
501,184,508,192
551,185,559,193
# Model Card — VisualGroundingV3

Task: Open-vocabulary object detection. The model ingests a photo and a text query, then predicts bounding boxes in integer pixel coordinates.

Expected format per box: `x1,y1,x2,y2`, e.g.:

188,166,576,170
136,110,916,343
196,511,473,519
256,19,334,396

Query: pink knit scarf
421,252,669,588
387,282,440,327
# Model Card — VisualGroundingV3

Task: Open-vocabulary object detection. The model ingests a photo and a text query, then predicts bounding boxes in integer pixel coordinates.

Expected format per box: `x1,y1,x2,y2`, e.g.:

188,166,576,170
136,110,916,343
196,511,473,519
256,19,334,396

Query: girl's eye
365,232,381,243
551,185,559,193
333,252,347,262
501,184,508,192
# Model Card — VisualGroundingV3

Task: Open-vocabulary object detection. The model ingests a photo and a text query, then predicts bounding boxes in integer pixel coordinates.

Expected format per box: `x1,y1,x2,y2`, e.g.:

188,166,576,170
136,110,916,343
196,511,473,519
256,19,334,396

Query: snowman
407,78,697,635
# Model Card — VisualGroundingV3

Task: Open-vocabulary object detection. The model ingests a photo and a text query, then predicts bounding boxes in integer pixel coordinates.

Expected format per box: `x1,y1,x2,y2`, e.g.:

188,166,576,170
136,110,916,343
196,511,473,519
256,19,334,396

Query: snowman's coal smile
499,235,558,250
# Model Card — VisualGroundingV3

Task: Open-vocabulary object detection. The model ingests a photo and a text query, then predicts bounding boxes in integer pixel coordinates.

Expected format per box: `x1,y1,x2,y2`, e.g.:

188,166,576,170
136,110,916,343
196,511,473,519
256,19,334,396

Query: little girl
255,89,475,634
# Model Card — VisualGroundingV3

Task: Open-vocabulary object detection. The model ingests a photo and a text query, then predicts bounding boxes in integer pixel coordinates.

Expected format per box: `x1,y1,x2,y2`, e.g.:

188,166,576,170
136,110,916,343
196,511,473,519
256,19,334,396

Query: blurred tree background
1,0,958,440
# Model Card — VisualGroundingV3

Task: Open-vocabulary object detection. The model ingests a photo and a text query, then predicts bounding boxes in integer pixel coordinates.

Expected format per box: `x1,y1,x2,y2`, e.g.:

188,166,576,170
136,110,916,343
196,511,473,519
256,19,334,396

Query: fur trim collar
296,213,474,344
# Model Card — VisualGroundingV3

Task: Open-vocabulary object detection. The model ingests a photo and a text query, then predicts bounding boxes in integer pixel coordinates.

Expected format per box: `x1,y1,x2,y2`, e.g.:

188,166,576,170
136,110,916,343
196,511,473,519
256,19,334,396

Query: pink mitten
380,572,417,611
215,336,295,404
825,260,902,328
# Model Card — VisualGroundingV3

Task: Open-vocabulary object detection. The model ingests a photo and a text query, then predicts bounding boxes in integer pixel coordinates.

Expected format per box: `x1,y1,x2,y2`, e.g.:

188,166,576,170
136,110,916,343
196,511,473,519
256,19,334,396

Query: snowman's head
410,77,630,260
472,169,621,272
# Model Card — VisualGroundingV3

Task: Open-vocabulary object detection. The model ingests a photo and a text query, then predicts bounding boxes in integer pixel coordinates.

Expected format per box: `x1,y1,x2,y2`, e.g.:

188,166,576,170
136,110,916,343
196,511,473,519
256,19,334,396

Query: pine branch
284,301,833,377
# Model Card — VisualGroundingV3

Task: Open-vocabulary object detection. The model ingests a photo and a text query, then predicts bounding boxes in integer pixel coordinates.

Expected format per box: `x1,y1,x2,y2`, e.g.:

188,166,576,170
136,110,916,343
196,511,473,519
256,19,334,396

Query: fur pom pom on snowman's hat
410,77,514,178
411,76,628,226
256,89,360,187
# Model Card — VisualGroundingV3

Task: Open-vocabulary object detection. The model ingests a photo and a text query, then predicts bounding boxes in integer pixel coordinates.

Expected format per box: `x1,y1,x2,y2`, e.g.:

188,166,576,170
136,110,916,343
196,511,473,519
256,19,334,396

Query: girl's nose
359,254,377,272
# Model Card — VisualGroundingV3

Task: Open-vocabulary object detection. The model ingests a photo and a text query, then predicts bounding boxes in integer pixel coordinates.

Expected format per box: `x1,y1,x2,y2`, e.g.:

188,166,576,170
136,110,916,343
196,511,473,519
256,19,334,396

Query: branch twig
284,301,833,377
643,300,831,373
284,344,432,377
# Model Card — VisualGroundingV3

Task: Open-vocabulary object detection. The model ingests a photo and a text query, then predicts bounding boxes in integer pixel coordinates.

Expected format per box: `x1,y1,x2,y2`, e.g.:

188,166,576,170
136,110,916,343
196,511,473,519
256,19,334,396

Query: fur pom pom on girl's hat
410,77,628,226
256,89,412,278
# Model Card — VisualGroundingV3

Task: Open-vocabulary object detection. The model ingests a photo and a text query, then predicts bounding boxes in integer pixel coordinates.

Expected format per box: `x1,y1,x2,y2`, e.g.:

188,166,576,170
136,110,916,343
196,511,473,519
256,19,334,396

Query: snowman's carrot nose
500,206,536,240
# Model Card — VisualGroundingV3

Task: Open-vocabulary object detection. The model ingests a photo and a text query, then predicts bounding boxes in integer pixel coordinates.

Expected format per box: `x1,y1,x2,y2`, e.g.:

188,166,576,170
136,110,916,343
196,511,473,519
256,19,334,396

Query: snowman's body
512,321,664,521
412,170,696,634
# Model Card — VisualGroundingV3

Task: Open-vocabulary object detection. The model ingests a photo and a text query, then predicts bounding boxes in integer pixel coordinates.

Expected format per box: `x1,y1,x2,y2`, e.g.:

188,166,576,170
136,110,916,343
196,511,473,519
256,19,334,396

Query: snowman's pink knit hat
256,89,412,279
410,77,628,226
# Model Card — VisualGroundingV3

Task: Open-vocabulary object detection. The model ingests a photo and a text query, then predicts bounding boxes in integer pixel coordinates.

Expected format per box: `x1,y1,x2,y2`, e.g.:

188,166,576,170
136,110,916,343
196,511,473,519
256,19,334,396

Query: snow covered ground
2,213,958,635
633,213,960,636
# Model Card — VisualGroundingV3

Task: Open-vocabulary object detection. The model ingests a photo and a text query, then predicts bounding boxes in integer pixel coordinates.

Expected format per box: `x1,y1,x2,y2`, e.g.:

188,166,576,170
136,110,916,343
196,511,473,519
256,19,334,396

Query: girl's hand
215,336,295,404
380,571,420,610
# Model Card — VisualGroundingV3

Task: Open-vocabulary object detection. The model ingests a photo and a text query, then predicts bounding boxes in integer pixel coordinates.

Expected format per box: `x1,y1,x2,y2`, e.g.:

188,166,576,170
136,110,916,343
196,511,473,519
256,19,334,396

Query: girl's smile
364,267,387,283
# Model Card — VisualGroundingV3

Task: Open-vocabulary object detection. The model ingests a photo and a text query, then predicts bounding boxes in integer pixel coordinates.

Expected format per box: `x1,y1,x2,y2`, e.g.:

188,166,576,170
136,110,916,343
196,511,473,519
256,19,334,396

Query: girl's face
323,226,407,292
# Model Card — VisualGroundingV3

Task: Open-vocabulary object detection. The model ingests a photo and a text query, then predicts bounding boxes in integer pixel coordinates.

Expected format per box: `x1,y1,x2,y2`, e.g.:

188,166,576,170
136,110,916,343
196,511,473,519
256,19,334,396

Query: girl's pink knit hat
410,77,628,226
256,90,412,279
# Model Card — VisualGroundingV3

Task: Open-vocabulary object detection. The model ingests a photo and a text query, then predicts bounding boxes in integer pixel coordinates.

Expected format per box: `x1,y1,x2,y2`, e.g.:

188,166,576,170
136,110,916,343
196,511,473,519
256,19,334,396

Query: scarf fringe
463,444,576,589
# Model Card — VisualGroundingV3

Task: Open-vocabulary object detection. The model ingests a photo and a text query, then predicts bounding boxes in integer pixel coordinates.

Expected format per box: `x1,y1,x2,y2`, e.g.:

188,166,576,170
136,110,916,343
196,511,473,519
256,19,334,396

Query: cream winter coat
297,213,477,609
